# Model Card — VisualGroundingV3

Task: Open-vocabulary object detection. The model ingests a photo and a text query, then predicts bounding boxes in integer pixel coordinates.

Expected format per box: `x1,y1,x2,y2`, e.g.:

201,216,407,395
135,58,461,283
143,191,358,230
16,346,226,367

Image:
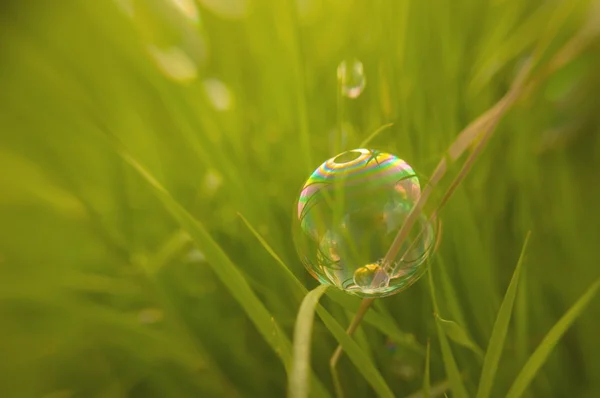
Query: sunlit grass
1,0,600,397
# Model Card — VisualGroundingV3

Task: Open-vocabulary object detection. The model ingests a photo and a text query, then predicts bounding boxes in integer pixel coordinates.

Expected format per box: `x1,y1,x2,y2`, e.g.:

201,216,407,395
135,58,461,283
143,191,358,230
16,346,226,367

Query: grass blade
424,340,432,398
144,229,191,276
113,143,330,397
239,211,424,355
437,256,467,328
358,123,394,148
429,268,469,398
289,285,329,398
505,278,600,398
237,212,303,294
407,379,451,398
316,307,395,398
476,232,531,398
118,147,290,357
241,205,406,397
435,314,484,359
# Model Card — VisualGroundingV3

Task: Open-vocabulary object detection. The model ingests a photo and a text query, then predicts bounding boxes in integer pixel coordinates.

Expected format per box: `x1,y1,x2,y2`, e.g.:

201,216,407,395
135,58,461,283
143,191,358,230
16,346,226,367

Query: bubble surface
293,149,436,298
337,59,366,99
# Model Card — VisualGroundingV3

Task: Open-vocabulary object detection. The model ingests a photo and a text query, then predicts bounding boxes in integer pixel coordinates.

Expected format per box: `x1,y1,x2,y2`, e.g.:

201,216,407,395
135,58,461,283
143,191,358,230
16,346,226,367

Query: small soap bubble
293,149,436,298
337,59,366,99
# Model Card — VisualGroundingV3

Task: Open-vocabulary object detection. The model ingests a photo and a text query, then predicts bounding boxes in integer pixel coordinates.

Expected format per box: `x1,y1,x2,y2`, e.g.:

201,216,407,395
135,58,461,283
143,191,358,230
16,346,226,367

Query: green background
1,0,599,397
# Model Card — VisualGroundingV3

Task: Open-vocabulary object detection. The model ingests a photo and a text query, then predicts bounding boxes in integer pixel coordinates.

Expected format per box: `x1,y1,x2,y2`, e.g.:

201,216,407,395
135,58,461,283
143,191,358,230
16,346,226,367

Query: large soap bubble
293,149,436,298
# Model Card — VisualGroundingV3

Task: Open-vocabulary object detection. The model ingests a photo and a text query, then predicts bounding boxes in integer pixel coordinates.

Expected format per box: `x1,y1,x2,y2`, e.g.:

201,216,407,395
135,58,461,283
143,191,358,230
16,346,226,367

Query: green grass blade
407,379,451,398
476,232,531,398
144,229,191,276
424,340,432,398
118,147,290,357
437,256,467,328
239,211,424,355
505,278,600,398
237,212,303,294
113,143,331,397
435,314,484,359
316,307,395,398
429,269,469,398
515,264,529,365
358,123,394,148
289,285,329,398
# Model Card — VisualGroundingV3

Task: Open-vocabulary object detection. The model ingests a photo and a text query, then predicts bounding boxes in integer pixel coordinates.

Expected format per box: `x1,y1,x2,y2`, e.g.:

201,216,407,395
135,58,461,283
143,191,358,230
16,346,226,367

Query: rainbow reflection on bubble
293,148,436,298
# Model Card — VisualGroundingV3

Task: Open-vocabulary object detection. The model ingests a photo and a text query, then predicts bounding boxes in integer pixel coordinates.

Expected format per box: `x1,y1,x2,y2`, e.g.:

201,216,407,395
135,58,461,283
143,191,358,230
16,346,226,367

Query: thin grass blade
316,307,394,398
435,314,484,359
424,340,432,398
113,143,330,397
505,278,600,398
289,285,329,398
429,268,469,398
239,211,424,354
407,379,451,398
476,232,531,398
359,123,394,148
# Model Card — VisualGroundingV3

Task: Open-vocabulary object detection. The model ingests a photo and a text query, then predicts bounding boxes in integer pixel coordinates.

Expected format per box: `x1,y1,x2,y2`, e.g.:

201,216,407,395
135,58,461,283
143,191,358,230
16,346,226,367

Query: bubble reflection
293,149,436,298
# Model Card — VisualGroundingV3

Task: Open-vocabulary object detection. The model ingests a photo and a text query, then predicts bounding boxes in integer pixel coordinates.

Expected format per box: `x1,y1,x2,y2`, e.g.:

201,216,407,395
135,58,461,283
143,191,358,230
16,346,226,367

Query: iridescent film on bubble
293,148,436,298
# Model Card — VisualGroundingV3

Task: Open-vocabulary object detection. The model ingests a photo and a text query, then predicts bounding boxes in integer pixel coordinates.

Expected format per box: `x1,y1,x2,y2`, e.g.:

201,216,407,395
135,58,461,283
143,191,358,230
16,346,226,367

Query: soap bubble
337,59,366,99
293,149,436,298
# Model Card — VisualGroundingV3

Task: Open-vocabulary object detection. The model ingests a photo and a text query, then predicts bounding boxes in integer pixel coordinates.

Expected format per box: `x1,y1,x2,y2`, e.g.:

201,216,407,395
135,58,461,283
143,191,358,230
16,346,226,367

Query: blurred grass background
1,0,600,397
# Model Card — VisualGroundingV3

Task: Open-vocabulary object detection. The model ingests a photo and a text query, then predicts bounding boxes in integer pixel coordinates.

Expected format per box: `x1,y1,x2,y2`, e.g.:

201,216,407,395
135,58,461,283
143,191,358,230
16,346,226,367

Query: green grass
1,0,600,397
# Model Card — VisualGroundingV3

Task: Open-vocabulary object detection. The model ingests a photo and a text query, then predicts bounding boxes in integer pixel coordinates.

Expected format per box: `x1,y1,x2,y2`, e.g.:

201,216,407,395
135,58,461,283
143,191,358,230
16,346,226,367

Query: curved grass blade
359,123,394,148
436,256,467,328
505,278,600,398
237,212,303,294
435,314,484,360
407,379,451,398
144,229,191,276
289,285,329,398
112,143,330,397
239,212,400,396
238,212,424,354
316,307,395,398
476,232,531,398
428,268,468,398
